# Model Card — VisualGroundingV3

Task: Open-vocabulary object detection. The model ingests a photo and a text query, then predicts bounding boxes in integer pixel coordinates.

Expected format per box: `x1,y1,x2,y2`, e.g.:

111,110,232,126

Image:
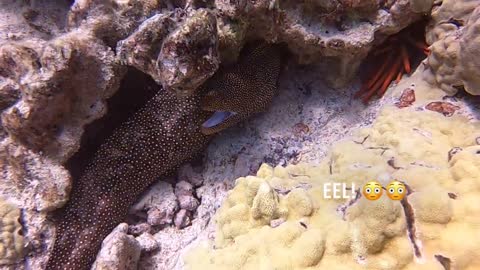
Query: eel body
46,43,284,270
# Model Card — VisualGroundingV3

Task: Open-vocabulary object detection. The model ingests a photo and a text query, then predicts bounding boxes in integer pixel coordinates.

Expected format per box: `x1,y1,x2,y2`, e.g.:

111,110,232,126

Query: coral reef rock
1,2,125,265
67,0,161,47
178,164,204,188
130,181,179,227
423,0,480,96
136,232,159,253
117,9,220,96
0,27,123,268
92,223,142,270
79,0,427,94
1,33,123,161
263,0,424,88
176,181,200,212
157,8,220,96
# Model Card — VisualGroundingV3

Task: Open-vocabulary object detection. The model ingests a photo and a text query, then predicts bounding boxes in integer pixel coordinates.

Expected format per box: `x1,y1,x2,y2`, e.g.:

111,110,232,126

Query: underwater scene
0,0,479,269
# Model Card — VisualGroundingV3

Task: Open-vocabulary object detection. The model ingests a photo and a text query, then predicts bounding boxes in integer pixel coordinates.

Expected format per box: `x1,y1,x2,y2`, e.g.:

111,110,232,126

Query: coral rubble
91,223,142,270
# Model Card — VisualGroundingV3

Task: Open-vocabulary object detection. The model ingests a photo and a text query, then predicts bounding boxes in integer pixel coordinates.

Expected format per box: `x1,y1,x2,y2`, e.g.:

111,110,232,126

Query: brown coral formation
118,9,220,96
0,2,126,268
270,0,423,87
2,34,123,161
66,0,161,47
115,0,427,93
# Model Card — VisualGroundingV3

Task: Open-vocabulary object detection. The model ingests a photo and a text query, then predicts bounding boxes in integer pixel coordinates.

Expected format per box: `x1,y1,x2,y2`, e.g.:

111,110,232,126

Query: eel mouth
202,111,237,128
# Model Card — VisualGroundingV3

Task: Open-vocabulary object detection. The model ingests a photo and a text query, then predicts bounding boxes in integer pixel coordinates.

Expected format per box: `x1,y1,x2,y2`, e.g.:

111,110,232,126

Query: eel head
200,42,286,135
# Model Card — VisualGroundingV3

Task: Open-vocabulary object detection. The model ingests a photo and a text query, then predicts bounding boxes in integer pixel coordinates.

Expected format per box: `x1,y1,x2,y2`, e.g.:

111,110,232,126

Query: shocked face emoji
362,181,383,200
386,180,406,200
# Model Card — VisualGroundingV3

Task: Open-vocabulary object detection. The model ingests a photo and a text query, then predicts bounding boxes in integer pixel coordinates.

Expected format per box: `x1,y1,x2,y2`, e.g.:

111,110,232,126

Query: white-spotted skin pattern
47,91,211,270
46,43,283,270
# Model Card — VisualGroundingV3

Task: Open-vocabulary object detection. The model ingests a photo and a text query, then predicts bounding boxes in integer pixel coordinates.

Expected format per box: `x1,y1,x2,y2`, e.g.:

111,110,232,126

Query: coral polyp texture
184,74,480,269
0,198,24,265
423,0,480,96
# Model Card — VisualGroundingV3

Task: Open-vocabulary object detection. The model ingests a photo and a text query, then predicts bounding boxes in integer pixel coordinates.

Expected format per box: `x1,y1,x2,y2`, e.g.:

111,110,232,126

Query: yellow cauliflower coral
251,181,279,221
0,198,24,265
346,196,405,256
285,188,314,218
185,72,480,269
214,174,289,247
291,229,325,267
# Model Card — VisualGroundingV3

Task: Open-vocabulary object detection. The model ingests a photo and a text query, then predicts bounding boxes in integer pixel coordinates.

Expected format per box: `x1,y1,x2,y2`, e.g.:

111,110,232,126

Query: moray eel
46,42,284,270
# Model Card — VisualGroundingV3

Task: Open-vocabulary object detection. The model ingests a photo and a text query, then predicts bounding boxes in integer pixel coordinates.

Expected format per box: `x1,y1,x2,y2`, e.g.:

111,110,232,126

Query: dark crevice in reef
66,68,159,181
435,254,452,270
359,19,429,82
188,0,215,9
400,183,423,260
